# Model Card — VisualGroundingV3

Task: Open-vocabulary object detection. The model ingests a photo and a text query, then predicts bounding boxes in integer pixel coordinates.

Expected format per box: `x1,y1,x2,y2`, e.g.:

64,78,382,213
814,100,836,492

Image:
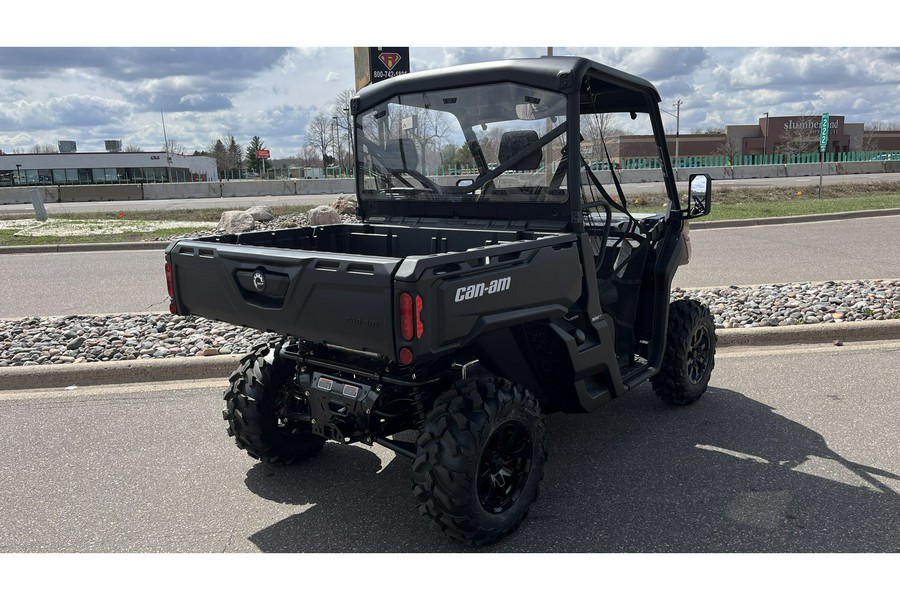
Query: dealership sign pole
819,112,829,198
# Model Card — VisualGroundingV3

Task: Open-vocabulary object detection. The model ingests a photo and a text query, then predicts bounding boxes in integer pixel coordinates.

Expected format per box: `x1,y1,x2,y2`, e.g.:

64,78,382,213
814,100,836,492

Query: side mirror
456,178,475,188
685,174,712,219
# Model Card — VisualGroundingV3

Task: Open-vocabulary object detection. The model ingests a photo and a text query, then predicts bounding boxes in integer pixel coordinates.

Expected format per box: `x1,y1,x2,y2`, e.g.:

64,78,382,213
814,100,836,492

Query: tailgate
166,240,402,357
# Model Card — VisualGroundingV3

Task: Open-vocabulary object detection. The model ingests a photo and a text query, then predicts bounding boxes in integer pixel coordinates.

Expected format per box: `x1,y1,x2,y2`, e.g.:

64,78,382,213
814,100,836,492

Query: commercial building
615,115,900,163
0,151,218,187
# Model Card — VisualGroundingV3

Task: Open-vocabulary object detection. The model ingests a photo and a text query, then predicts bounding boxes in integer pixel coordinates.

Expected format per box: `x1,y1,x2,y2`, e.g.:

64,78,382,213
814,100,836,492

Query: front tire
651,299,717,405
223,342,325,464
412,377,546,546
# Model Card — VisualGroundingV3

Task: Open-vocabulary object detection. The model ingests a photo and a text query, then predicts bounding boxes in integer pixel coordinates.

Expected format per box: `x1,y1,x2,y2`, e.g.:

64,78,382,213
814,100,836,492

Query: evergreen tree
245,136,267,175
226,135,243,178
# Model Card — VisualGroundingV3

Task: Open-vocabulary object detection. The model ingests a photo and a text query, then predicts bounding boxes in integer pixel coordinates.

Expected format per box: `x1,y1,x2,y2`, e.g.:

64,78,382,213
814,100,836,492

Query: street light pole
673,99,681,169
661,101,682,173
331,116,337,178
763,111,770,162
344,106,352,175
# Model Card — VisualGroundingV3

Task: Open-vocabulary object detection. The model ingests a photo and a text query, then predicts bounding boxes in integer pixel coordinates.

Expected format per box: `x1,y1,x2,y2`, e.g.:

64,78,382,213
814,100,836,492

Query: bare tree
163,139,186,155
862,121,898,153
123,145,142,152
332,88,355,170
306,114,333,170
389,106,455,173
30,143,58,154
581,113,624,160
715,137,741,178
775,111,823,157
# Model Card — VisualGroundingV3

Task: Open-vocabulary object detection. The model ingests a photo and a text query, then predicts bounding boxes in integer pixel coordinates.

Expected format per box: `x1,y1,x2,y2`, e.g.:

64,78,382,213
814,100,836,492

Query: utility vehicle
164,55,716,546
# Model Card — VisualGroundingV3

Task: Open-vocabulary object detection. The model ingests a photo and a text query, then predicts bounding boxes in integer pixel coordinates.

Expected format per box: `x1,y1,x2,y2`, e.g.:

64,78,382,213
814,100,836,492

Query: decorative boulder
331,194,358,216
307,205,342,225
246,205,276,222
218,210,255,233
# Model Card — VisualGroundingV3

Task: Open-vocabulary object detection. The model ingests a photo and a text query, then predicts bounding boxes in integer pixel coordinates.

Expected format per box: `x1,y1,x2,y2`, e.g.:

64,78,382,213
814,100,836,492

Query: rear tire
223,342,325,464
412,377,546,546
651,299,716,405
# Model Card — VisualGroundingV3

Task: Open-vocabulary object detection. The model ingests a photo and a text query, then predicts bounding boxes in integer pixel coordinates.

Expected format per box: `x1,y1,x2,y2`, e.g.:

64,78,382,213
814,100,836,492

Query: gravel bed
1,280,896,369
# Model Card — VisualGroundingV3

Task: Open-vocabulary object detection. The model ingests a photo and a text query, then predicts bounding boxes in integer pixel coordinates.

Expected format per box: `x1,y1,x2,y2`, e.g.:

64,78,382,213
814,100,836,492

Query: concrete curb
0,241,168,254
2,319,898,391
1,209,899,254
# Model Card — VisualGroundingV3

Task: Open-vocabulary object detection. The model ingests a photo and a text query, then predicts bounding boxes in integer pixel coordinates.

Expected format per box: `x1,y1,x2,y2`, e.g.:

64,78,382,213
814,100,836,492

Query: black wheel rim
687,325,711,384
477,421,533,514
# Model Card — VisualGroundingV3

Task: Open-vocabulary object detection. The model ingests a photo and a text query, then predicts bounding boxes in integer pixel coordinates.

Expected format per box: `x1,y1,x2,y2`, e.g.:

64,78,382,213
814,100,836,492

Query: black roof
353,55,662,114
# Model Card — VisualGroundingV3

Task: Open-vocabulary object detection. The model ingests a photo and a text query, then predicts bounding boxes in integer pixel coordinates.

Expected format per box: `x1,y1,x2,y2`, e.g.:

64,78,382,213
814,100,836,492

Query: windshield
355,82,569,203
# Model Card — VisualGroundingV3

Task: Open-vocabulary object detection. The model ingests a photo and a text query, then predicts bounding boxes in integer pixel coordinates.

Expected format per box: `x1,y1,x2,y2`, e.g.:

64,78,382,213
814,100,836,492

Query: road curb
2,320,898,391
0,241,168,254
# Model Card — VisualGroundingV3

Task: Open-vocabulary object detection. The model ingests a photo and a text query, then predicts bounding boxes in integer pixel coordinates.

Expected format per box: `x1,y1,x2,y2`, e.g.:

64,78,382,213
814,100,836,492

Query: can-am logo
455,277,512,302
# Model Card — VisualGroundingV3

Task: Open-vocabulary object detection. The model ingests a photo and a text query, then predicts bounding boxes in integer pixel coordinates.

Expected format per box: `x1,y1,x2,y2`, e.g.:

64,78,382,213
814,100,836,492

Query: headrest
381,138,418,171
498,130,542,170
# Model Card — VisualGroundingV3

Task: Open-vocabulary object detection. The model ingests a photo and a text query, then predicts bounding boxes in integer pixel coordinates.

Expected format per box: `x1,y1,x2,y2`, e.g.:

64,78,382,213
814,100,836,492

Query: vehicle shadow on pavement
243,384,900,553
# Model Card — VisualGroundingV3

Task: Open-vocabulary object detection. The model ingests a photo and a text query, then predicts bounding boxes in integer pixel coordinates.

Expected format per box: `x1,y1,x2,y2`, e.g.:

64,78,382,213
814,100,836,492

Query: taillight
399,347,414,365
165,262,177,314
399,292,424,342
400,292,414,341
415,294,424,339
165,262,175,297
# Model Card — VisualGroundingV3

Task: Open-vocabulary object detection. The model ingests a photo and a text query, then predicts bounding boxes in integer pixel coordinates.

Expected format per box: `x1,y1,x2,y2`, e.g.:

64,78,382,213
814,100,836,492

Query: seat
381,138,418,172
498,130,542,170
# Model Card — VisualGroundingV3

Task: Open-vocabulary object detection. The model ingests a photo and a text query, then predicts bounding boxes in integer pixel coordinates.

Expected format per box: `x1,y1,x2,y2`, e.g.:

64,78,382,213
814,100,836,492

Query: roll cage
351,55,682,232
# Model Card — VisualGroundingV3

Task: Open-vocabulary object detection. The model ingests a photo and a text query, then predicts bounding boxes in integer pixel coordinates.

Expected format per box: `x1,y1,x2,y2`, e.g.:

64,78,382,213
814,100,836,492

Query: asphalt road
672,212,900,288
1,340,897,553
2,214,898,319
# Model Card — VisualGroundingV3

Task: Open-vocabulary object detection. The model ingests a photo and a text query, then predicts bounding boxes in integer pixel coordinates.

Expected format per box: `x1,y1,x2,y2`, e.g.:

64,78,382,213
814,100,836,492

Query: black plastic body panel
165,223,580,362
166,239,401,356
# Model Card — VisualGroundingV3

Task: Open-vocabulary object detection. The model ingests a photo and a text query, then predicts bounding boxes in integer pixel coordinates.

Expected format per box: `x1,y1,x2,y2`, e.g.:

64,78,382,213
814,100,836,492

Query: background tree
305,114,333,171
581,113,625,165
715,138,741,177
245,136,267,175
163,139,186,155
207,138,228,177
331,88,355,171
299,143,322,167
862,120,898,153
226,135,243,178
30,143,58,154
388,106,454,173
775,111,823,157
123,145,142,152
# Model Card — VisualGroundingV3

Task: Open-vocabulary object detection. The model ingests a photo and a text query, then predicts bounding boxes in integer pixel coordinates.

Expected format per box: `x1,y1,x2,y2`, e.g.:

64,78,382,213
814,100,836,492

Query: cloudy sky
2,5,897,159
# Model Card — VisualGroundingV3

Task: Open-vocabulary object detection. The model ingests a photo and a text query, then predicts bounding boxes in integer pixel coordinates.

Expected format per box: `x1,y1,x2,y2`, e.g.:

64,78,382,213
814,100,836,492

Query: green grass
1,185,899,246
632,181,900,221
696,193,900,222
